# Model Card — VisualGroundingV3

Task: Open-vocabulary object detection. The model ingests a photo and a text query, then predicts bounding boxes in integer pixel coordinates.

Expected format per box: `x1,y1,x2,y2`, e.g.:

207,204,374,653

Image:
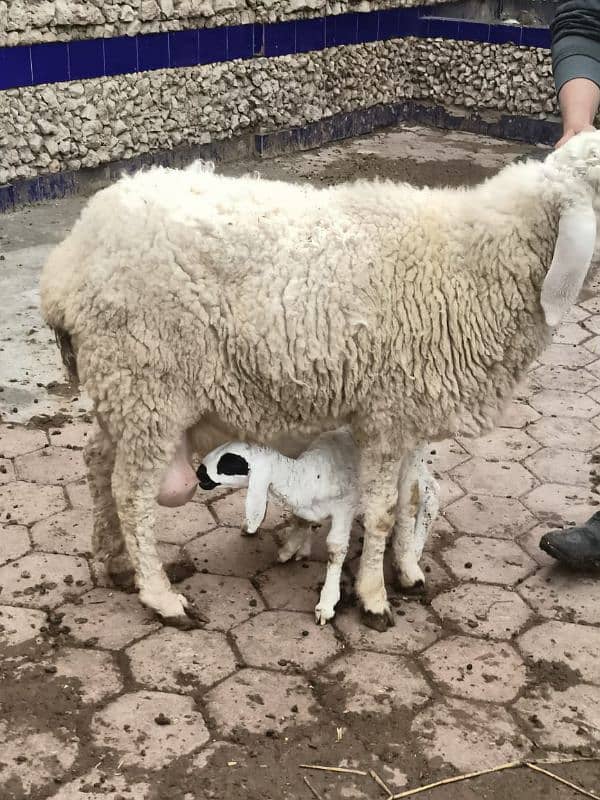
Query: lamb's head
540,130,600,328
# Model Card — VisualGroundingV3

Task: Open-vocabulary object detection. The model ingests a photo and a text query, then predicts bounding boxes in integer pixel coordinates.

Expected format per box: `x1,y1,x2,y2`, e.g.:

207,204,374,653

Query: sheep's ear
244,461,271,535
541,203,596,327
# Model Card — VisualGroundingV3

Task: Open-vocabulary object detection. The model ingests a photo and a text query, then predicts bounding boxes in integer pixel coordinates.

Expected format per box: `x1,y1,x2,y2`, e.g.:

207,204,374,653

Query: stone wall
0,36,556,185
0,0,453,46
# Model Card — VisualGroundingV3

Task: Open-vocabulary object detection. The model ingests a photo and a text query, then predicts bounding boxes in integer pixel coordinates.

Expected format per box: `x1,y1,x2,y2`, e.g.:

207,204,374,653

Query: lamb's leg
277,516,313,562
112,433,202,628
394,449,440,589
84,421,134,590
355,447,402,632
314,508,353,625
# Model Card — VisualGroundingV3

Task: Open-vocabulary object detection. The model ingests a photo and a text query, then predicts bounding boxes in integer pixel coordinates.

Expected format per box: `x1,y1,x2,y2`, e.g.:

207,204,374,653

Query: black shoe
539,511,600,569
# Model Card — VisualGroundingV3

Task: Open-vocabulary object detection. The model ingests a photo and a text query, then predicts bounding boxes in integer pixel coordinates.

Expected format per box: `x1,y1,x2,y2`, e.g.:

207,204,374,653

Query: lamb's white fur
40,131,600,630
199,429,439,623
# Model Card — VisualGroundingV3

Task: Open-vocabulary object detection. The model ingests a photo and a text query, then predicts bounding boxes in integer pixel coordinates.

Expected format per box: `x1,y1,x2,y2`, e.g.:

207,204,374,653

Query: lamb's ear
244,460,271,535
541,203,596,327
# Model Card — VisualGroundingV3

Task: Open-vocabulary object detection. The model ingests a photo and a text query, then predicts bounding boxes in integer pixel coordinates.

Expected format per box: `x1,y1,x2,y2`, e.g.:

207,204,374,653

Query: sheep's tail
53,327,79,384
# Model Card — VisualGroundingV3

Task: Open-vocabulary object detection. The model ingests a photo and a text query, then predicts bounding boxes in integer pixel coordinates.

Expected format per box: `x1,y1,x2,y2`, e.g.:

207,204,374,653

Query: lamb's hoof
314,605,335,626
241,527,257,538
395,576,426,594
360,605,396,632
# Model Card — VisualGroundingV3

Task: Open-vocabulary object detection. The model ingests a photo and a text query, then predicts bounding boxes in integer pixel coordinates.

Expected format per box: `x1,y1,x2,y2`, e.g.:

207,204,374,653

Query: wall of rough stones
0,35,556,186
0,0,454,46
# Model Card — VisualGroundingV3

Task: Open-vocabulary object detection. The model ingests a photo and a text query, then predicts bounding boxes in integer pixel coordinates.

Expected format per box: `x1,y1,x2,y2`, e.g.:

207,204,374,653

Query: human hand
555,124,596,148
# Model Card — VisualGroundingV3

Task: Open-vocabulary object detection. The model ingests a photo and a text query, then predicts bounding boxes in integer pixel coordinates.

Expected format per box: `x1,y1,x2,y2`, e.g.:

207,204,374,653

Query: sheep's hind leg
277,516,314,562
393,447,439,590
355,447,403,632
112,429,204,629
84,421,135,591
315,509,353,625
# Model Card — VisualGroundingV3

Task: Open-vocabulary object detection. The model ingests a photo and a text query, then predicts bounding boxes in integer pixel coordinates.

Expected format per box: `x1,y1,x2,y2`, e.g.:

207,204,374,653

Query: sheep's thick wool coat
41,161,557,453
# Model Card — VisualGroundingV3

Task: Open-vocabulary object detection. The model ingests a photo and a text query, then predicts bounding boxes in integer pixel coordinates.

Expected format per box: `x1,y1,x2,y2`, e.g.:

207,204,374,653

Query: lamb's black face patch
217,453,249,476
197,463,220,490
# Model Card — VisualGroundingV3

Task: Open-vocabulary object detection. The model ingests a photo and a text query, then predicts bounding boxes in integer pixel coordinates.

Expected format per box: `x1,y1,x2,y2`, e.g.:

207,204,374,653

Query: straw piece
525,762,600,800
369,768,393,798
390,761,522,799
300,764,368,776
303,776,325,800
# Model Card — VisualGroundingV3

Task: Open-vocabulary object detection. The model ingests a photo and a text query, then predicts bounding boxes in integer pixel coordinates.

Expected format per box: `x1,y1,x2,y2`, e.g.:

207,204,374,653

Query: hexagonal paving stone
48,420,92,449
0,552,91,608
211,490,288,530
232,610,341,669
52,647,122,704
427,439,470,472
412,698,531,771
91,691,208,769
0,522,30,565
497,401,540,429
31,510,92,556
584,335,600,358
457,429,539,461
178,572,264,631
335,604,442,655
444,495,535,538
0,722,78,797
65,479,91,510
422,636,526,702
518,567,600,625
50,768,149,800
537,343,596,368
518,524,560,567
523,484,597,527
524,447,593,486
58,588,160,649
432,583,532,639
529,364,598,394
0,605,46,647
441,536,536,584
0,426,47,458
530,389,600,419
15,446,86,484
186,527,280,577
553,322,592,346
205,668,317,735
438,477,463,508
324,651,431,713
514,684,600,749
449,458,536,498
259,560,326,613
156,501,216,545
528,417,600,451
0,458,15,485
580,296,600,314
584,358,600,382
518,620,600,684
0,481,66,525
127,627,237,692
583,313,600,335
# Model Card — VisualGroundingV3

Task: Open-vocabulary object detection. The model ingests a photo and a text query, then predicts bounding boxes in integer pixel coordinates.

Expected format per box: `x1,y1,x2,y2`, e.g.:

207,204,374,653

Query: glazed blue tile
488,23,522,45
198,27,227,64
458,21,490,43
264,20,296,56
397,6,426,36
104,36,138,76
227,24,254,60
68,38,104,80
426,18,461,40
0,184,15,213
169,30,198,67
253,23,265,56
0,45,32,89
296,18,325,53
521,26,551,48
325,16,336,48
356,11,379,44
31,41,69,84
138,32,169,71
333,13,357,46
378,9,399,40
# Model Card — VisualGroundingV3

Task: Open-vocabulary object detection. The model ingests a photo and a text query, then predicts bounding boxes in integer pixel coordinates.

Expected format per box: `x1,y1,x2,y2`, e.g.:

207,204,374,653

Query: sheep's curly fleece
39,141,596,625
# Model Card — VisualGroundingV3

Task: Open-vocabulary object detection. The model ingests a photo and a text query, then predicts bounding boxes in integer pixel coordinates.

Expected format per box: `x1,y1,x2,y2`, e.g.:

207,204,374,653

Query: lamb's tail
53,327,79,384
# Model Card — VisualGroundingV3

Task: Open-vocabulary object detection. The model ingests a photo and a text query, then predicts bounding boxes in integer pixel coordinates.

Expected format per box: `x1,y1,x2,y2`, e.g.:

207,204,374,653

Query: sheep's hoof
162,598,209,629
360,605,396,632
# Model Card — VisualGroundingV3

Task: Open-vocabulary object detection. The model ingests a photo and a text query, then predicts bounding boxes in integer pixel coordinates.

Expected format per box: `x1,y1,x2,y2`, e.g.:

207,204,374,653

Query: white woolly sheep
197,429,439,624
40,132,600,631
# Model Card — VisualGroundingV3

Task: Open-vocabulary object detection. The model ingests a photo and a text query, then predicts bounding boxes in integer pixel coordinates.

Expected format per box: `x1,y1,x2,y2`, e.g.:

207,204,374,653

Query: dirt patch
525,658,583,692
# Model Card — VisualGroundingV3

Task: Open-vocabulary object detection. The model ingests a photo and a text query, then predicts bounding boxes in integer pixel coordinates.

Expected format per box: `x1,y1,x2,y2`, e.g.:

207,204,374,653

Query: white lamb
197,430,439,624
40,132,600,631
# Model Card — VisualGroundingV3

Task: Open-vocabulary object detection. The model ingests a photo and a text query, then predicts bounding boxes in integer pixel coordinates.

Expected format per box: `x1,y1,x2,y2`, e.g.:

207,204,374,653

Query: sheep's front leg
355,448,403,632
84,421,134,590
278,516,313,562
112,437,202,629
393,447,439,590
314,508,353,625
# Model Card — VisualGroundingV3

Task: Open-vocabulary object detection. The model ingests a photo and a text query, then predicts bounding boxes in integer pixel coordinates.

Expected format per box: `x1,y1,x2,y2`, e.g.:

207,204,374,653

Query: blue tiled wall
0,5,551,92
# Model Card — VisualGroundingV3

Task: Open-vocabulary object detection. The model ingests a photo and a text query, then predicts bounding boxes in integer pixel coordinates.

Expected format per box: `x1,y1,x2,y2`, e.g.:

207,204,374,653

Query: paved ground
1,125,599,800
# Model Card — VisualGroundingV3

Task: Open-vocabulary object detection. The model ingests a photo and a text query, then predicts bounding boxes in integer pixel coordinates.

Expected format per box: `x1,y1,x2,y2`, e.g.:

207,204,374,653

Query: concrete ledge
0,101,560,213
